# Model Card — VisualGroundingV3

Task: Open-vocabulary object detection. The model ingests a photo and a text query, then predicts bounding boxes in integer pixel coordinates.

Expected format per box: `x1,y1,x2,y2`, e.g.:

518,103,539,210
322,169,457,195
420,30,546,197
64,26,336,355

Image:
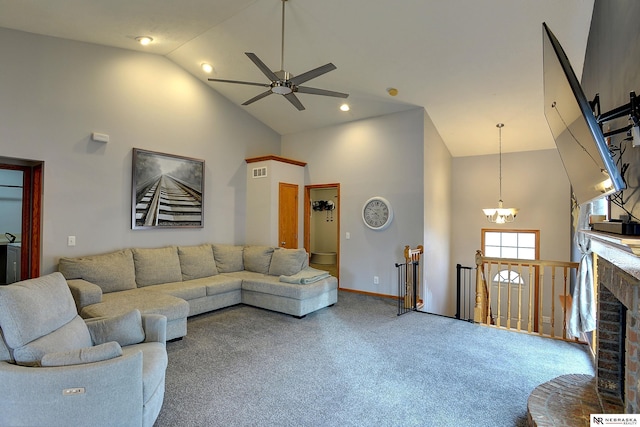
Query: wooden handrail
474,250,580,340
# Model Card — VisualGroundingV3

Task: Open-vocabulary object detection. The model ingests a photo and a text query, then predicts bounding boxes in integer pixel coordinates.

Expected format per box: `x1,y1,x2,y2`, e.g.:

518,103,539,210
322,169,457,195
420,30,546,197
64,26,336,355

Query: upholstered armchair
0,272,168,427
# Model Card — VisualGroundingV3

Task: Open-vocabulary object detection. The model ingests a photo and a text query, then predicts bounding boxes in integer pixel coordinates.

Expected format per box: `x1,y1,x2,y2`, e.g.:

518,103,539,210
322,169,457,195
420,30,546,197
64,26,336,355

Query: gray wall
0,28,280,273
581,0,640,220
451,148,572,315
281,109,432,304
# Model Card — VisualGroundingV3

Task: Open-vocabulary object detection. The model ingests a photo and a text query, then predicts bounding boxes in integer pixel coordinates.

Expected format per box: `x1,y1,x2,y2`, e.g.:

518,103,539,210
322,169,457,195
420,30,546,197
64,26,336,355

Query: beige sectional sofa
58,244,338,340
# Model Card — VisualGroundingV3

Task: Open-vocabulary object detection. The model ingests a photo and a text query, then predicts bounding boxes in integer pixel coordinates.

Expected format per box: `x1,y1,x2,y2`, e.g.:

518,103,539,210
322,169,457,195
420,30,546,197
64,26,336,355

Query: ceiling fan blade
245,53,279,82
296,86,349,98
241,90,273,106
208,78,270,88
289,63,337,85
284,93,305,111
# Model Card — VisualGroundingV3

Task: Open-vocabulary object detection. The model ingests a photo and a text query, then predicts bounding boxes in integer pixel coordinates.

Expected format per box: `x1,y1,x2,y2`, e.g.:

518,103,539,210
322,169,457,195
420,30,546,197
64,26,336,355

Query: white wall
422,110,452,314
0,28,280,273
282,109,426,298
450,148,571,315
245,158,305,247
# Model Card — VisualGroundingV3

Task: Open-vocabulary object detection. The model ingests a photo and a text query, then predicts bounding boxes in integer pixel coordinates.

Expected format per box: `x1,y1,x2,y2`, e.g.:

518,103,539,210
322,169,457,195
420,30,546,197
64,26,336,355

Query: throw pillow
86,309,145,347
41,341,123,367
132,246,183,287
243,245,275,274
178,244,218,280
268,248,308,276
212,244,244,273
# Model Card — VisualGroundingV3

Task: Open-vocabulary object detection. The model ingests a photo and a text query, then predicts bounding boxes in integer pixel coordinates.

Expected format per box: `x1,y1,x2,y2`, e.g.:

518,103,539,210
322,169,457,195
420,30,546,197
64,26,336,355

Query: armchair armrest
141,314,167,345
67,279,102,312
0,352,143,427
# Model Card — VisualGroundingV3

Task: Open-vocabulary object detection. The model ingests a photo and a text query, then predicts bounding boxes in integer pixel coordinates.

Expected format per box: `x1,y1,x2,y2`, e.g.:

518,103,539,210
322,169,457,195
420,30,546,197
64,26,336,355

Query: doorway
0,158,43,282
304,184,339,280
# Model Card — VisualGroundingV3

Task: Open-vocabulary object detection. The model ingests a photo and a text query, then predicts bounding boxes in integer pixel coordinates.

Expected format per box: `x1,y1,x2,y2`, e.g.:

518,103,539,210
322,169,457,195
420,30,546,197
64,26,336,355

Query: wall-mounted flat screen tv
542,22,625,205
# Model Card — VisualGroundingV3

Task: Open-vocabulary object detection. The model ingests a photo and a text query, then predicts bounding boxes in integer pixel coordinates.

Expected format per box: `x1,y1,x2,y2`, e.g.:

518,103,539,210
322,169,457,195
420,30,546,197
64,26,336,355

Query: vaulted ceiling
0,0,594,157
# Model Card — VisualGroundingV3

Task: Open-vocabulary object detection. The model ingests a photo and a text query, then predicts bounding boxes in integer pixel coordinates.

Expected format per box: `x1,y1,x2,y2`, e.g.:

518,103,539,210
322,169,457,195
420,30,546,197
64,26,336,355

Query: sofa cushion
41,341,123,367
81,289,189,323
13,315,93,366
58,250,137,293
0,272,82,349
243,245,274,274
213,244,244,273
241,274,337,300
268,248,308,276
142,280,207,301
132,247,183,287
86,309,145,347
178,244,218,280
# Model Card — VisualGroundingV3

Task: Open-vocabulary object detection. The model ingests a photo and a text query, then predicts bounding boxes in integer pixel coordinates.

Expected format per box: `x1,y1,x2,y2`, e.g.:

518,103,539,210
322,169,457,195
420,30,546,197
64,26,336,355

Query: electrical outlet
67,236,76,247
542,316,551,324
373,276,379,285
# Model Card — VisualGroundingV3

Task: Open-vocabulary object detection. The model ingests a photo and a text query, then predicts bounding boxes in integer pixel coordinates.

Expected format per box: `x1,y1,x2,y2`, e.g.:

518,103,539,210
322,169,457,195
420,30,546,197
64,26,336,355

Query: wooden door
278,182,298,248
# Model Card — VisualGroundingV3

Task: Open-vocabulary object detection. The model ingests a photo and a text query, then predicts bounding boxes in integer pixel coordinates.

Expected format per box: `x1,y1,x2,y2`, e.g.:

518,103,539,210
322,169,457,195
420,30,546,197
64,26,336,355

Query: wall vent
252,167,267,178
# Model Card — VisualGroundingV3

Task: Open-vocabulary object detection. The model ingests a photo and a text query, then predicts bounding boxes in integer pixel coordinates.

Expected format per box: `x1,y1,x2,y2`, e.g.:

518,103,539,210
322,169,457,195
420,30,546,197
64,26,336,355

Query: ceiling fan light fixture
271,82,293,95
206,0,348,111
201,63,213,73
135,36,153,46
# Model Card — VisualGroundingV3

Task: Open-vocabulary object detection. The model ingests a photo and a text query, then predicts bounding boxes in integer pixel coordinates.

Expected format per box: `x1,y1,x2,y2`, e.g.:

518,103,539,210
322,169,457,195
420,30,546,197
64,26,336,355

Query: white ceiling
0,0,594,157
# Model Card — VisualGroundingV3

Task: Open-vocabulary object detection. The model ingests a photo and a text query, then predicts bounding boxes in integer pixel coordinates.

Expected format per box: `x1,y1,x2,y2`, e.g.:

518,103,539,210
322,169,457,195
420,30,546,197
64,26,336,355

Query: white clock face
362,197,393,230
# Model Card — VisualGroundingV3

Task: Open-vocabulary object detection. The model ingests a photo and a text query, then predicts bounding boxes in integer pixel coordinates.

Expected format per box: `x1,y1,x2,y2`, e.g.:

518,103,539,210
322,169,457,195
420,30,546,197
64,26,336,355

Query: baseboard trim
338,287,397,300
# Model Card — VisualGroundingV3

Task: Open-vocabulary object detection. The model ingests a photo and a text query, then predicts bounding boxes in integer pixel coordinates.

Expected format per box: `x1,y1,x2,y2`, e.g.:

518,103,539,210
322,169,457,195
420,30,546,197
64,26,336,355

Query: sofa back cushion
58,250,137,293
268,248,308,276
0,272,92,366
243,246,274,274
178,244,218,280
213,244,244,273
132,247,183,287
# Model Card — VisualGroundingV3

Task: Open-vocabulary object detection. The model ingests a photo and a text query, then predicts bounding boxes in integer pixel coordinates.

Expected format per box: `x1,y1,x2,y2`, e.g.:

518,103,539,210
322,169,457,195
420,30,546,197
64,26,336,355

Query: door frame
0,158,43,280
304,183,340,282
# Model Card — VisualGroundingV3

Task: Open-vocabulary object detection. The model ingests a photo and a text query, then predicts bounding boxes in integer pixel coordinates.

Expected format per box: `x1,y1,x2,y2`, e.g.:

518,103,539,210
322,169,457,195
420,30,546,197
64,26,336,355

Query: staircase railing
473,250,580,340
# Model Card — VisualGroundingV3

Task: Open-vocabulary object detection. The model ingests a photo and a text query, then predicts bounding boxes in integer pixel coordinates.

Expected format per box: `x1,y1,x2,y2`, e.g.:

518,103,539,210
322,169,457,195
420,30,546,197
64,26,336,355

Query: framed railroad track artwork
131,148,204,229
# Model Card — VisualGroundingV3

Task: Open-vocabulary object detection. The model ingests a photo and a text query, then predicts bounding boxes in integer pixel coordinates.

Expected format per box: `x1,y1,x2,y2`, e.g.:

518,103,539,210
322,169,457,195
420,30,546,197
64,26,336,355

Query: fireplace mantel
581,230,640,281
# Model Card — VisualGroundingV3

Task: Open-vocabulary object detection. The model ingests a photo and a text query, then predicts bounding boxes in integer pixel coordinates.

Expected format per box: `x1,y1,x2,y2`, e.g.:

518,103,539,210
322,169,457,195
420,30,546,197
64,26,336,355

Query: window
482,230,539,260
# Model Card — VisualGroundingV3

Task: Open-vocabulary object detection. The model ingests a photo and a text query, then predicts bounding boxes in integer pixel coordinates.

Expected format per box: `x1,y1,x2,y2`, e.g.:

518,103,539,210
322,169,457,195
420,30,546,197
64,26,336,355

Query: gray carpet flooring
154,291,594,427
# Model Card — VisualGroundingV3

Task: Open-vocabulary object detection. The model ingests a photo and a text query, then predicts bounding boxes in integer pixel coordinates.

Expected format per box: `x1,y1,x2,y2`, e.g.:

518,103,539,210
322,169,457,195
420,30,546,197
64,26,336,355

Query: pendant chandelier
482,123,518,224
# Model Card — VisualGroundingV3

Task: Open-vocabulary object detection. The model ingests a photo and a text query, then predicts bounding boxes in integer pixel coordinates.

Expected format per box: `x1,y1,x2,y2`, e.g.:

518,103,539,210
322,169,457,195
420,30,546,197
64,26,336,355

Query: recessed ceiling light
201,63,213,73
135,36,153,46
340,104,350,112
387,88,398,96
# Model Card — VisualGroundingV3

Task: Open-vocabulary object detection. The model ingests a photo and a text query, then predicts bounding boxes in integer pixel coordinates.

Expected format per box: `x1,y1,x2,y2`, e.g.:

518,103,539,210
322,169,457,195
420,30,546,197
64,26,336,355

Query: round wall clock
362,196,393,230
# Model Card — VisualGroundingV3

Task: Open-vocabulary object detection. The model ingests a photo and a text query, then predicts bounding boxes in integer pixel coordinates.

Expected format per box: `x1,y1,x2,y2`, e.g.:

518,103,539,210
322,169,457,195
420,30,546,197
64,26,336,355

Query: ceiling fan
208,0,348,111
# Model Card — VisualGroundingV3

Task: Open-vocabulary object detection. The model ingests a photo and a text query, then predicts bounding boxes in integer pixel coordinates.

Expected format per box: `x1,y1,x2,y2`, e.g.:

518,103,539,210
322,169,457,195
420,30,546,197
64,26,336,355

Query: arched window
492,269,524,285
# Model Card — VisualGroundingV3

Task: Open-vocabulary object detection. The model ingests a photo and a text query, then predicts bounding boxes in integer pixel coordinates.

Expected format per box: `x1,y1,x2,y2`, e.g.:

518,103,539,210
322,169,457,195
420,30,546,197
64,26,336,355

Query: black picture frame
131,148,204,229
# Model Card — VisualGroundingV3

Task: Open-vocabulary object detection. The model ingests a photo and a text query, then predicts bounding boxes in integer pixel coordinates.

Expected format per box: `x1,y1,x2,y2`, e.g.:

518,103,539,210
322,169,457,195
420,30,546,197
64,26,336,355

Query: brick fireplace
527,232,639,426
597,257,639,412
590,231,640,413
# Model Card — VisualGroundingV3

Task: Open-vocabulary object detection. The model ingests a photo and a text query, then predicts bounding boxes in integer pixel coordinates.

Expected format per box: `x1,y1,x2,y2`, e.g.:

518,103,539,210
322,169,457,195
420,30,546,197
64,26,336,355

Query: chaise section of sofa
58,244,338,339
59,249,190,341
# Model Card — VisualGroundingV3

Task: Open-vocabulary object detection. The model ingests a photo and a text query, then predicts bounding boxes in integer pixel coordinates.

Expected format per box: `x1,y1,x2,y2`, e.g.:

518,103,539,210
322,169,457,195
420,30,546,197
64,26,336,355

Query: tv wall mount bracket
590,91,640,138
